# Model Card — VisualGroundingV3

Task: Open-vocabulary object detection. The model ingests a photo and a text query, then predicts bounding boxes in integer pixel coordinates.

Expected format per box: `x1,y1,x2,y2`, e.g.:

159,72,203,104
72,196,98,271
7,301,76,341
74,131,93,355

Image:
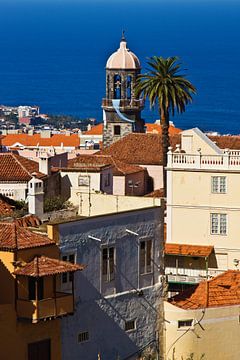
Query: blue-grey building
48,205,164,360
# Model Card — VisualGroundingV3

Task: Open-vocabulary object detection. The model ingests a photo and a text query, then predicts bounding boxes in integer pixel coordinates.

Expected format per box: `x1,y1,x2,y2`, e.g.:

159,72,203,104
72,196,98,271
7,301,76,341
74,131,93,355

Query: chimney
28,173,44,217
40,130,51,138
38,152,51,175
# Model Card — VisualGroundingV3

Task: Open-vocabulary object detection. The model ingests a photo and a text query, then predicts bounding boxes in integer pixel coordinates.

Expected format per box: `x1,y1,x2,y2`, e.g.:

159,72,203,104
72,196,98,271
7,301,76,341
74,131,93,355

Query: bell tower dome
102,32,145,147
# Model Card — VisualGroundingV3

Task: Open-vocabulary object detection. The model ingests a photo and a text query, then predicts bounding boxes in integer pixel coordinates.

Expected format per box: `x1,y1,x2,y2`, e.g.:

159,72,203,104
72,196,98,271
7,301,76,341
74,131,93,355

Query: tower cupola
102,33,145,148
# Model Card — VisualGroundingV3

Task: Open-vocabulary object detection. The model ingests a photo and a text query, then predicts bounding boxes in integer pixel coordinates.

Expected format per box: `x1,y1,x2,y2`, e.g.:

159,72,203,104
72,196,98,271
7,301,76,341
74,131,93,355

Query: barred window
211,176,226,193
211,214,227,235
178,319,193,328
78,331,89,343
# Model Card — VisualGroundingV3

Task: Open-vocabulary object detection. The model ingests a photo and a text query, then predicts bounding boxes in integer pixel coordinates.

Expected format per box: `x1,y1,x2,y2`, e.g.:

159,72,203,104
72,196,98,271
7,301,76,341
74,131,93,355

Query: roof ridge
11,152,35,177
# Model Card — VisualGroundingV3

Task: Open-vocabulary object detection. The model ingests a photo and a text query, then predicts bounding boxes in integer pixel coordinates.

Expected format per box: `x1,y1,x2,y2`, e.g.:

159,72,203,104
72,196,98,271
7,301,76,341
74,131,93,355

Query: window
114,125,121,136
28,339,51,360
104,173,110,187
78,331,89,343
178,319,193,329
78,176,90,187
211,176,226,193
125,320,136,332
211,213,227,235
140,240,152,274
28,277,43,301
102,247,115,282
62,253,75,284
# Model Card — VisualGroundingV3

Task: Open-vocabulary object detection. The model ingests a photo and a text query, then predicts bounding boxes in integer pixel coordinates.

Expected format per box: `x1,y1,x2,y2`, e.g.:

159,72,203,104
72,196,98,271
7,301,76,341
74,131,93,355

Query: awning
165,243,214,257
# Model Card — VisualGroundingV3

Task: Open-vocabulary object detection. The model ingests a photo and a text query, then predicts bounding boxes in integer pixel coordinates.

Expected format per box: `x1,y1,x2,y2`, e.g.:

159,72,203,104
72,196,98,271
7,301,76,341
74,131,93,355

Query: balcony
17,292,74,323
102,98,145,109
167,151,240,171
166,266,224,285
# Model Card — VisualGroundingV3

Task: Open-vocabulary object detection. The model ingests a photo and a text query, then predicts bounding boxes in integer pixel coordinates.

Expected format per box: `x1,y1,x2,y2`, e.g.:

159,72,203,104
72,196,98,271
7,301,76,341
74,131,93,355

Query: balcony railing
167,151,240,170
17,292,74,323
165,266,224,284
102,98,145,109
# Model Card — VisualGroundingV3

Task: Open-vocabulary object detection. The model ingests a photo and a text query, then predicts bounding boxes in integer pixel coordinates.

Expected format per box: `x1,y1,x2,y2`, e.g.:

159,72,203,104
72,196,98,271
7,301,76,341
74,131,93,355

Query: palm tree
135,56,196,195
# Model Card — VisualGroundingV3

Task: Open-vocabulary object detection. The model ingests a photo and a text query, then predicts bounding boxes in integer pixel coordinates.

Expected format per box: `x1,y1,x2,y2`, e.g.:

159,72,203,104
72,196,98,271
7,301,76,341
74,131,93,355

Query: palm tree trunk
160,108,170,197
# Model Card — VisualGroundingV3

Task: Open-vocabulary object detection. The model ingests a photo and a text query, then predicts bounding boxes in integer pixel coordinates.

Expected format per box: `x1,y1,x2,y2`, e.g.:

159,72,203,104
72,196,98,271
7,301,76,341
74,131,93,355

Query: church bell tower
102,33,145,147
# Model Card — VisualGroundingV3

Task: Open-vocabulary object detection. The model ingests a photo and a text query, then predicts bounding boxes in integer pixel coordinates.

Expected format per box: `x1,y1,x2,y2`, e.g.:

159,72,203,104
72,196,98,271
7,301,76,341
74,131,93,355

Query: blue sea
0,0,240,134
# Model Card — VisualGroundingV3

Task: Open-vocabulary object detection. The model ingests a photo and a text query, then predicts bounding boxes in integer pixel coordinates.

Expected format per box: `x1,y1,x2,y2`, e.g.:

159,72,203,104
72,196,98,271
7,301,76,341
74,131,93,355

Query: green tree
135,56,196,195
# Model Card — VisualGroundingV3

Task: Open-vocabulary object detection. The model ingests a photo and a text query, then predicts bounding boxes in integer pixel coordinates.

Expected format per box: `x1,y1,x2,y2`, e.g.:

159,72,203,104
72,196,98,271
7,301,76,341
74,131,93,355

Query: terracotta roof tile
0,222,54,250
2,133,80,148
67,154,144,175
15,215,41,228
84,123,103,135
0,199,14,216
165,243,214,257
14,255,85,277
169,270,240,309
144,189,164,198
0,153,45,181
100,133,181,165
208,135,240,150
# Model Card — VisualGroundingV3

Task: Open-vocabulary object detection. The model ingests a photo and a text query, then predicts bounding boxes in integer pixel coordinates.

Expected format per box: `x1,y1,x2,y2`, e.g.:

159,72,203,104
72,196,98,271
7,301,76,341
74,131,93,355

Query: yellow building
166,128,240,293
0,221,84,360
164,270,240,360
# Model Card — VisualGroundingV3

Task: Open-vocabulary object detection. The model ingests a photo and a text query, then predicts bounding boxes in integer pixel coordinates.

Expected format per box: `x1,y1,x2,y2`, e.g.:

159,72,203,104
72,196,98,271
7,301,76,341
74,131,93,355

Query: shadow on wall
61,272,157,360
60,174,71,200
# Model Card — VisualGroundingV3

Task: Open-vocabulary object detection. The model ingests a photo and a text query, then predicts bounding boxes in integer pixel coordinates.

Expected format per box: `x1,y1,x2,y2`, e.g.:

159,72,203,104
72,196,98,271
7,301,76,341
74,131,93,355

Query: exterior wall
125,171,146,196
0,245,62,360
181,128,222,154
164,302,240,360
0,181,28,201
140,164,163,190
113,175,125,195
0,304,61,360
167,168,240,270
60,168,113,201
56,207,164,360
69,192,161,216
44,172,61,200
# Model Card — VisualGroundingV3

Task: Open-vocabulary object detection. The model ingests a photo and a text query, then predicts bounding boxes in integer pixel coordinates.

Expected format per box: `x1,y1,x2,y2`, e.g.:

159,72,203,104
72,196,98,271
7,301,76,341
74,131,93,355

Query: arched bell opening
126,75,132,100
114,74,121,99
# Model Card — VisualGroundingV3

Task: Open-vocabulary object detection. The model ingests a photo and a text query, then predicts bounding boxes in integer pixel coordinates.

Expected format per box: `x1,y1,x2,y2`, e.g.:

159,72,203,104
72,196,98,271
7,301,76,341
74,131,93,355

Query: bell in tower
102,32,145,147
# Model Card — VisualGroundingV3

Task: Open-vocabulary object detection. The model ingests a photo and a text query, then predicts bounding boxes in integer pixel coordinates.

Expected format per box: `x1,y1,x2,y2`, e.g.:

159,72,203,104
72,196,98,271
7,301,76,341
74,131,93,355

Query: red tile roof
0,223,54,250
0,199,14,216
169,270,240,309
165,243,214,257
144,189,164,198
2,133,80,148
209,135,240,150
100,133,181,165
0,153,45,181
67,155,144,176
84,123,103,135
14,255,85,277
145,123,182,135
15,215,41,228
